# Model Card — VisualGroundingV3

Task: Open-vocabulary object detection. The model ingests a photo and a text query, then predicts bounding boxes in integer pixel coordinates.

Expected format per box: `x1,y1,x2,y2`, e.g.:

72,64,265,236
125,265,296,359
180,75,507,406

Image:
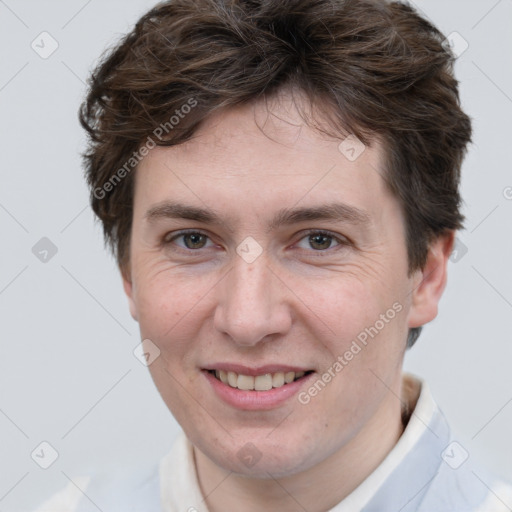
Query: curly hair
79,0,472,348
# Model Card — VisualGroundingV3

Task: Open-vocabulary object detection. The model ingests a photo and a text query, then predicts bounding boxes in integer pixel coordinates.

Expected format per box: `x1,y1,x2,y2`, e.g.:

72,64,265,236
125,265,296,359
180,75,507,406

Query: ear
122,266,139,322
407,231,455,329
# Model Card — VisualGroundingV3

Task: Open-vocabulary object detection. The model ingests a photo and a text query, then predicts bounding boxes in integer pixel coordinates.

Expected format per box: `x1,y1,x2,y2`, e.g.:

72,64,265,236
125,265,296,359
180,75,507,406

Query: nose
213,253,292,346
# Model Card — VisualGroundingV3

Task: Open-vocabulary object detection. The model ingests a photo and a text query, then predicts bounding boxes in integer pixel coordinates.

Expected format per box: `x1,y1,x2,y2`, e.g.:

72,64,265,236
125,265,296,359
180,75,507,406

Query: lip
202,369,315,411
202,363,311,376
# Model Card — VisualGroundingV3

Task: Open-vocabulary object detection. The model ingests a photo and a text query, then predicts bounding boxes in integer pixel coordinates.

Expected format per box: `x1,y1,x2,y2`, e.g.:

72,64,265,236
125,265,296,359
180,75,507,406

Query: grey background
0,0,511,509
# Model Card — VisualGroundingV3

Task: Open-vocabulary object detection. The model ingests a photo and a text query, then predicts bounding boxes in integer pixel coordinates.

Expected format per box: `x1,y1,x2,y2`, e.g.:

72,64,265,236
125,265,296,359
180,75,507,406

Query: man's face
124,97,423,477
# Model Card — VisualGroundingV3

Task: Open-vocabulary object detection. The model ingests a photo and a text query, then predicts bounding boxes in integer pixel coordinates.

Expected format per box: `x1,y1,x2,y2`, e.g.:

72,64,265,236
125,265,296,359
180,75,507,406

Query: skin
123,93,454,512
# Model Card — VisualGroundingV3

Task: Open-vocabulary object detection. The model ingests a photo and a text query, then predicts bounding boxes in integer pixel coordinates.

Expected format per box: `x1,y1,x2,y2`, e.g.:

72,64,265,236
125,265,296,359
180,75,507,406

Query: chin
194,427,323,478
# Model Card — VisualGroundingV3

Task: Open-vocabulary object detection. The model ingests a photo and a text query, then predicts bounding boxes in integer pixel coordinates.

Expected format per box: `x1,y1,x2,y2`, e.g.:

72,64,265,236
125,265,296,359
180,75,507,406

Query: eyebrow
145,201,371,231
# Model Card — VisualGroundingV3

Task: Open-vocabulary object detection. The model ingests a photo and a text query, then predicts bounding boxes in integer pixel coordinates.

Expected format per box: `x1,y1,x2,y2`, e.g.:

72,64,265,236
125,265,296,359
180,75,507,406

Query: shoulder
32,476,91,512
32,463,160,512
477,478,512,511
385,375,512,512
418,460,512,512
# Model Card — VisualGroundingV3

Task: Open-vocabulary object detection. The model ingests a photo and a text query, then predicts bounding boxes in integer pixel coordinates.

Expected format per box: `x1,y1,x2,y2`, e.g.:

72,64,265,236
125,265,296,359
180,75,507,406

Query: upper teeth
215,370,305,391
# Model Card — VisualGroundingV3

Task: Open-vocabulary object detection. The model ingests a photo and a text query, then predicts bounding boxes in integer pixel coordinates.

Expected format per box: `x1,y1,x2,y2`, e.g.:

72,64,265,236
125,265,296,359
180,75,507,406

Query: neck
195,374,415,512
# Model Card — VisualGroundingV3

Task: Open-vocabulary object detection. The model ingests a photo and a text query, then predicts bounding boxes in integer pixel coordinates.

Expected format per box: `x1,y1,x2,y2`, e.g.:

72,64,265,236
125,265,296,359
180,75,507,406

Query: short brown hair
80,0,471,347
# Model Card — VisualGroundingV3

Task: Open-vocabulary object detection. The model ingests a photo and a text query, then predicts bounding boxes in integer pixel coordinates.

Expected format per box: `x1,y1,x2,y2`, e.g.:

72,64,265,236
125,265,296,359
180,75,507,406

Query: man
35,0,512,510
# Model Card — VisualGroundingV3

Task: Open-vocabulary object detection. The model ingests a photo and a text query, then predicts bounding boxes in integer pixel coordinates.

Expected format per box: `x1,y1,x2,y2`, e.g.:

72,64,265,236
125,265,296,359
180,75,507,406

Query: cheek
132,261,215,350
304,269,408,379
310,271,399,333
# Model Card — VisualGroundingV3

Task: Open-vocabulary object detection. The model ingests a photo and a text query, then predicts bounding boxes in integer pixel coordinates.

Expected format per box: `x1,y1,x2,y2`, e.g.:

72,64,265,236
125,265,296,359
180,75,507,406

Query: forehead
135,97,396,227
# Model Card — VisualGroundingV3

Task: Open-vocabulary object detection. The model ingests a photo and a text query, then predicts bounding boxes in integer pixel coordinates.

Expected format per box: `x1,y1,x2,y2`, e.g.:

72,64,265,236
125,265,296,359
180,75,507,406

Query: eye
295,230,347,252
164,230,213,250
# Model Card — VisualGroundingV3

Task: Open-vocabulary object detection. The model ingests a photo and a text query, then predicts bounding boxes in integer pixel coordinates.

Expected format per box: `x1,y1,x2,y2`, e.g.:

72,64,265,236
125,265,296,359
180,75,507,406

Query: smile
208,369,312,391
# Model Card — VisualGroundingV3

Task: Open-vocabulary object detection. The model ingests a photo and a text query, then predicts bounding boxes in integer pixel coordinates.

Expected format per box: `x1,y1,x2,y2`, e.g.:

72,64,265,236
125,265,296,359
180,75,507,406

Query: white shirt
34,373,512,511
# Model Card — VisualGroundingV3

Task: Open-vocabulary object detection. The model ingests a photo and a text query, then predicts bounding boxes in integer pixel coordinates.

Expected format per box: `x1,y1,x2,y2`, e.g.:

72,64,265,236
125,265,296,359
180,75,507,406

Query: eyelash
163,229,350,255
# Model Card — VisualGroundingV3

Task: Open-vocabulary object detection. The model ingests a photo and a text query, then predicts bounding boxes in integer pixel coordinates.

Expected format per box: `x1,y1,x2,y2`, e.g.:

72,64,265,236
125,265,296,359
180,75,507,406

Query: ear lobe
407,231,455,329
122,270,139,322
